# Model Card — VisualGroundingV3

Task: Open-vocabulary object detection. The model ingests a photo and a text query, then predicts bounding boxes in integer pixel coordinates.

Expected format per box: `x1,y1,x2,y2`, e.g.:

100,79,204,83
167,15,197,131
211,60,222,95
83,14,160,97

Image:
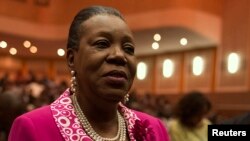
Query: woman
168,91,212,141
8,5,170,141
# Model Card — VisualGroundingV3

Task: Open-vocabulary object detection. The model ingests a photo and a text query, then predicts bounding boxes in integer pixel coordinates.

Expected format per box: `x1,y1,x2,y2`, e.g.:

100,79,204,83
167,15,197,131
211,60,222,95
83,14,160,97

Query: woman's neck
72,93,122,140
75,92,119,122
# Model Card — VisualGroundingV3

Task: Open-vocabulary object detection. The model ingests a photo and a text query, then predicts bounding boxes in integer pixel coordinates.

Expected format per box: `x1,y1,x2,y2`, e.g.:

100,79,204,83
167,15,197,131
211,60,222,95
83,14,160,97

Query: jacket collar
50,89,139,141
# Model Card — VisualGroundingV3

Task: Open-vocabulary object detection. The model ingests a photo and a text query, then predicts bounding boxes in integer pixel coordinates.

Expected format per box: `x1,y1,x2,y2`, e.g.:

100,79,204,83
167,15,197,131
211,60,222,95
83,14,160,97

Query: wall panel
183,49,215,93
155,53,182,94
216,0,250,92
133,56,155,95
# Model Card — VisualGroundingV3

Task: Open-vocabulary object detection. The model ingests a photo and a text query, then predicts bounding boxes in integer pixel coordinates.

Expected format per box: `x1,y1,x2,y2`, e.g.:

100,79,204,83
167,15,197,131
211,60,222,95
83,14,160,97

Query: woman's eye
94,40,110,49
123,44,135,55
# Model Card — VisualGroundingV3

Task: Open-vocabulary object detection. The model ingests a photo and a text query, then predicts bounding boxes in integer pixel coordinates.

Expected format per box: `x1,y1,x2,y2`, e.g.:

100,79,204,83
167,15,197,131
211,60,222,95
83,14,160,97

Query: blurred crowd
0,72,68,141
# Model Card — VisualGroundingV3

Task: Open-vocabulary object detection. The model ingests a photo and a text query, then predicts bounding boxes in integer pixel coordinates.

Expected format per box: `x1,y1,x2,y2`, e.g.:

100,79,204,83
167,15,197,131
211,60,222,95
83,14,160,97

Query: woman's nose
106,46,127,66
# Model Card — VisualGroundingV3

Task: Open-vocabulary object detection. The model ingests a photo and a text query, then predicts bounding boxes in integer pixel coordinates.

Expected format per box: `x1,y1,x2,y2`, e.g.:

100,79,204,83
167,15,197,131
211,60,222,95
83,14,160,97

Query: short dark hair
66,5,124,50
174,91,212,127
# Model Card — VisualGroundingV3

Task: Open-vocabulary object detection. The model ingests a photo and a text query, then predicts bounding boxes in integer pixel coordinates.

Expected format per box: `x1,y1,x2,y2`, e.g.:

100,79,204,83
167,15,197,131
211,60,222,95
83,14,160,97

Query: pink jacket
9,89,170,141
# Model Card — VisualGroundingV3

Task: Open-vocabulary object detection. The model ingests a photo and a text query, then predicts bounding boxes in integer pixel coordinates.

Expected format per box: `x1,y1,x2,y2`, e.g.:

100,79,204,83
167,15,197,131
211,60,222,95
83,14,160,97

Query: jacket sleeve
8,115,37,141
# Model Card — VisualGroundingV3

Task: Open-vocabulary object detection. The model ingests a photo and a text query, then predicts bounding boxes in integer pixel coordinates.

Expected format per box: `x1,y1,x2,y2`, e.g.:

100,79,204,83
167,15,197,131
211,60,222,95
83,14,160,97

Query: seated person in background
168,91,212,141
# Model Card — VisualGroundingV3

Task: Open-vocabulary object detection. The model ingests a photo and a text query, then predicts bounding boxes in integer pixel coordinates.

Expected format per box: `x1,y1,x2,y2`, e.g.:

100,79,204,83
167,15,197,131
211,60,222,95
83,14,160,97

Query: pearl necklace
72,94,127,141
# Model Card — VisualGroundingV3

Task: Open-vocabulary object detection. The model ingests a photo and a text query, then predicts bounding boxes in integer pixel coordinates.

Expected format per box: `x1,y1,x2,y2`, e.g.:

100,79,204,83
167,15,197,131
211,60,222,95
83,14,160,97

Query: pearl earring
124,93,129,103
70,70,76,94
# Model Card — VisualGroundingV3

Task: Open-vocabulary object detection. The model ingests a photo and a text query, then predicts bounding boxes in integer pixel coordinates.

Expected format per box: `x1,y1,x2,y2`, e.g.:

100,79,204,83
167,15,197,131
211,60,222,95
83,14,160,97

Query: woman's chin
101,90,126,102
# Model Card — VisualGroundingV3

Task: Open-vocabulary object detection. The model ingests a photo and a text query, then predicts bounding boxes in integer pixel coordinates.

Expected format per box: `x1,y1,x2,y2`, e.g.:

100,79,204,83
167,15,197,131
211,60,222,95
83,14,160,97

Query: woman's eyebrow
122,36,135,45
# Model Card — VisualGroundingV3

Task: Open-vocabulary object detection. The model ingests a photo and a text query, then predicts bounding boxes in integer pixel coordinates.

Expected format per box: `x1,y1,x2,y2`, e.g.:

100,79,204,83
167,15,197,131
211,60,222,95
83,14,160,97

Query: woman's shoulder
132,110,159,120
131,109,167,129
9,105,63,141
14,105,53,125
120,104,160,122
22,105,51,118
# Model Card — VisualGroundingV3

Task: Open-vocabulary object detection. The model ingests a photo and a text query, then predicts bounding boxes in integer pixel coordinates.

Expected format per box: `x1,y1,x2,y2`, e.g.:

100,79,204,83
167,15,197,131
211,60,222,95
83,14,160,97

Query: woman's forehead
82,15,129,31
79,14,134,38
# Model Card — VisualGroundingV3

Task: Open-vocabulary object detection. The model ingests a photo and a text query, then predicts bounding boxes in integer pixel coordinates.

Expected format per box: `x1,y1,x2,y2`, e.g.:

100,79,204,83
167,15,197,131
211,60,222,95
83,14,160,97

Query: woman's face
69,14,136,103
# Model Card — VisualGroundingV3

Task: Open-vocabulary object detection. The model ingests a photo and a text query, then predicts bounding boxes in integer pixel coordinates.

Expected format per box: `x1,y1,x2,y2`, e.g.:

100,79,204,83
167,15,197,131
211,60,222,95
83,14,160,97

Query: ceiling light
9,47,17,55
180,38,188,46
57,48,65,56
30,46,37,53
0,41,7,48
153,33,161,41
152,42,159,50
23,40,31,48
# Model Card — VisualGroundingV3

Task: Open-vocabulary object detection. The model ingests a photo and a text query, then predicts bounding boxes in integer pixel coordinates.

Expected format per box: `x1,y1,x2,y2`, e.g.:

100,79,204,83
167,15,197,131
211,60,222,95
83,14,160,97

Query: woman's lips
103,70,128,86
103,70,128,79
105,75,126,81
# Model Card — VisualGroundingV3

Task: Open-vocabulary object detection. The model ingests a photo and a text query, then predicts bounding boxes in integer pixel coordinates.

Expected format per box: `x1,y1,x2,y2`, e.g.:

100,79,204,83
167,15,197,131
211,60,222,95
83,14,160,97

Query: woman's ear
67,48,75,70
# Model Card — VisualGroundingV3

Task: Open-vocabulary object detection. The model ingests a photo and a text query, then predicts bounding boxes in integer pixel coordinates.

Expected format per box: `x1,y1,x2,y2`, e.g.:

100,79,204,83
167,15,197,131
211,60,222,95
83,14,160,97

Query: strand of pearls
72,94,127,141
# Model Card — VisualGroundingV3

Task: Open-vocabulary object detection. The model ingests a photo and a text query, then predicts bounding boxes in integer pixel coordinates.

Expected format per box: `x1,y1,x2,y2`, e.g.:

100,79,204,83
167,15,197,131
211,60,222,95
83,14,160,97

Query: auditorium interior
1,0,250,139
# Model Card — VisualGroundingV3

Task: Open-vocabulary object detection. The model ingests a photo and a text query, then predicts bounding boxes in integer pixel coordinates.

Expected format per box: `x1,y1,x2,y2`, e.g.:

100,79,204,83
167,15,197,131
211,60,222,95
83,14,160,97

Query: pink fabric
8,105,63,141
8,89,170,141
